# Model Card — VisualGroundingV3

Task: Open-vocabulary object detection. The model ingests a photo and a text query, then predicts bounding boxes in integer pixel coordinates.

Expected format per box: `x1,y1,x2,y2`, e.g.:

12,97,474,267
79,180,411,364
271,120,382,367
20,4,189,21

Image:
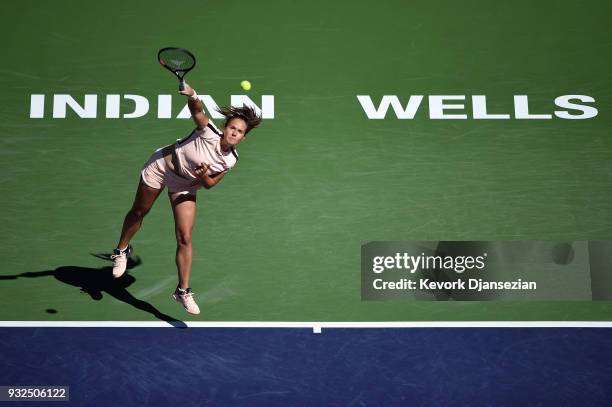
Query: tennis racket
157,47,196,91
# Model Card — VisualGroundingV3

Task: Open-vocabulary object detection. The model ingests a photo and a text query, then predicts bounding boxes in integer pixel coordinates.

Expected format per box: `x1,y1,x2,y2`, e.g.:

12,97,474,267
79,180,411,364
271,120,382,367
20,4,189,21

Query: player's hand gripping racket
157,47,196,91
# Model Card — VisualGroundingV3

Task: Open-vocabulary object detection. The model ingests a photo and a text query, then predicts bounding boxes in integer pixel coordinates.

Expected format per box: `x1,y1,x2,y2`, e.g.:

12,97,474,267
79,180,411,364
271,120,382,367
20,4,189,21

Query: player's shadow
0,254,186,328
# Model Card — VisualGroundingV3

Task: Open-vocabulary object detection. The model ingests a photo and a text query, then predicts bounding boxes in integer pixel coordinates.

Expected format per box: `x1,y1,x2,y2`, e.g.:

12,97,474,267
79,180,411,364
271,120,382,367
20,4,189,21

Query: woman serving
111,83,261,314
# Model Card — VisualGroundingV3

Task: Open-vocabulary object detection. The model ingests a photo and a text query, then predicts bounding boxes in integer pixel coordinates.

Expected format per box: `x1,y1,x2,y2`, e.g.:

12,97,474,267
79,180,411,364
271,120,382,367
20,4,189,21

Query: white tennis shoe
110,245,133,278
173,288,201,315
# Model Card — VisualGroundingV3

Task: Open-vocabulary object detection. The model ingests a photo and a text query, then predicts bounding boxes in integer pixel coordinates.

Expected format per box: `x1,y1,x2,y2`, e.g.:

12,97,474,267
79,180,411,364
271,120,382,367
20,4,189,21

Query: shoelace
179,291,196,303
111,246,131,260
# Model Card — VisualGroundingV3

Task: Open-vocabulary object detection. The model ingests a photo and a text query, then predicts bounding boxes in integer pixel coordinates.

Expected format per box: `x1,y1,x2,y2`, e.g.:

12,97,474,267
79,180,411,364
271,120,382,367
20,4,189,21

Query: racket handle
179,80,185,91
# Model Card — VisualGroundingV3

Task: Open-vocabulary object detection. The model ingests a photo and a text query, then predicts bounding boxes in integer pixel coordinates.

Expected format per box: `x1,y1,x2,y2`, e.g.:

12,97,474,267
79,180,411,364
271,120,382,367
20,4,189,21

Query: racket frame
157,47,196,91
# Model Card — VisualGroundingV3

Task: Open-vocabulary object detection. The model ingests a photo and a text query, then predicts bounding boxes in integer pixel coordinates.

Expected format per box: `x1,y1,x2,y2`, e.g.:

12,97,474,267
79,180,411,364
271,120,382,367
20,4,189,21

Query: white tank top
173,122,238,181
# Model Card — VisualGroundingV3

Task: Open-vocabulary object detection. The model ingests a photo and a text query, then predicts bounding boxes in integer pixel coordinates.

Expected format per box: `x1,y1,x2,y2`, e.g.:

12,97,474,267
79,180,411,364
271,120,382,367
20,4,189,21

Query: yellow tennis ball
240,80,252,91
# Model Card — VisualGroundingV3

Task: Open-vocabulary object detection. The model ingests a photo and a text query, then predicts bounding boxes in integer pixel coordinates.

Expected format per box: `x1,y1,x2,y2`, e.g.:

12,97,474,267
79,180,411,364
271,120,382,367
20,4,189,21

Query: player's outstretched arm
179,82,209,130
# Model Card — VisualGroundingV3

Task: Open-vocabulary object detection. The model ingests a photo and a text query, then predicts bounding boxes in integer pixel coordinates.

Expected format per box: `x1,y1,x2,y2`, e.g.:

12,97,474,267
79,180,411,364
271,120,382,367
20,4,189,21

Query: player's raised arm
179,82,209,130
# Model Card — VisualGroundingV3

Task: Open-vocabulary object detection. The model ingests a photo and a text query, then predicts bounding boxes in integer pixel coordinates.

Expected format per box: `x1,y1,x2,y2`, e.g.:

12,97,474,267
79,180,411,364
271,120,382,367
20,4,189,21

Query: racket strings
158,49,195,71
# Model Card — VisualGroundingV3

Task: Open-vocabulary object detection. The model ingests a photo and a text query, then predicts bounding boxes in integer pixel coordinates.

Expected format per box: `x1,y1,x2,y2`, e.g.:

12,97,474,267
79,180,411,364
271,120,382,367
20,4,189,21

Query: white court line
1,321,612,333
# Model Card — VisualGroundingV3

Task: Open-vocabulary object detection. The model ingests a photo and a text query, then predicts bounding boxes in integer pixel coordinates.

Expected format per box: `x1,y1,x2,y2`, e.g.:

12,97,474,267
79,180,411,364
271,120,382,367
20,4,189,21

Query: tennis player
110,83,261,314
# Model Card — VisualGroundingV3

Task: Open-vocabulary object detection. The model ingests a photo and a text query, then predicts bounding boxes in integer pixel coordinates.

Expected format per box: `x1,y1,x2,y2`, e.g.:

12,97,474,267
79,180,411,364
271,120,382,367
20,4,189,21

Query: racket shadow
0,255,187,328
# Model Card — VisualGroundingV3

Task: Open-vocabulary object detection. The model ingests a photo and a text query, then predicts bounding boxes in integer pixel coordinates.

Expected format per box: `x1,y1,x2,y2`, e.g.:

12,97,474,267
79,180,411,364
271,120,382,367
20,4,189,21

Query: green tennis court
1,0,611,321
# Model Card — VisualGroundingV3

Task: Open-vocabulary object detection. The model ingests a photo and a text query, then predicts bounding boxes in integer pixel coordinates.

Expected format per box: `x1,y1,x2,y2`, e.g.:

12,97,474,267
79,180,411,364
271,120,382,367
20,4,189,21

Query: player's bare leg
117,180,163,249
169,192,200,314
112,180,163,278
